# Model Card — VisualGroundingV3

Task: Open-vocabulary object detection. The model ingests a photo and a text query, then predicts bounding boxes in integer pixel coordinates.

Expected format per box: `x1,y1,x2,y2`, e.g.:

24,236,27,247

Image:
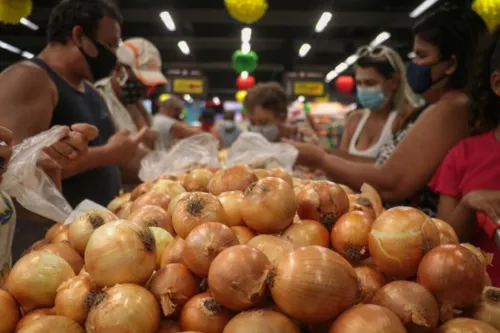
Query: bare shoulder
430,91,470,115
0,61,56,101
344,109,367,128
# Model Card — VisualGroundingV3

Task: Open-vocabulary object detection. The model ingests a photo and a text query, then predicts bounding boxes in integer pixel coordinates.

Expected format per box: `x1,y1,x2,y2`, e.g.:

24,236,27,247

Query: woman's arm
437,194,476,241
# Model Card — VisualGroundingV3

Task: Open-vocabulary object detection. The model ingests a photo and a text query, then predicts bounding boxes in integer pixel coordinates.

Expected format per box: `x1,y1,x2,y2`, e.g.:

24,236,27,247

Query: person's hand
0,127,13,183
37,152,63,190
463,190,500,224
106,127,148,165
283,139,326,169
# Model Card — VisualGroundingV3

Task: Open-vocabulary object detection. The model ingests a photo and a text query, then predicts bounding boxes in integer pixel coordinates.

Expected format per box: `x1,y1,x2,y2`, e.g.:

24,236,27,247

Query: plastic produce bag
0,126,73,222
139,133,220,182
225,132,298,171
63,199,114,225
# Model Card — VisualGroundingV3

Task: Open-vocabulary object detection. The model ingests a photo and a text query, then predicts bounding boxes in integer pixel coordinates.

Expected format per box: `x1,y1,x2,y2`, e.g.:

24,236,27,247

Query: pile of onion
45,224,68,243
15,308,55,332
86,284,160,333
461,243,494,268
223,309,301,333
39,243,84,274
437,318,499,333
151,179,186,199
230,226,256,244
329,304,406,333
217,191,245,227
247,235,295,264
348,194,376,221
129,205,174,235
331,211,373,263
130,183,153,201
432,218,459,245
150,227,175,268
354,266,387,303
0,289,21,333
295,181,349,228
254,169,271,180
282,220,330,248
54,274,96,325
107,192,131,213
368,207,440,279
148,263,199,316
116,201,133,219
182,222,239,277
17,316,84,333
267,168,294,187
207,164,258,195
7,251,75,312
68,210,117,256
51,227,70,244
208,245,271,311
241,177,296,234
84,220,156,286
132,190,172,212
469,287,500,331
179,293,233,333
269,246,360,323
157,319,181,333
161,237,186,267
184,169,214,192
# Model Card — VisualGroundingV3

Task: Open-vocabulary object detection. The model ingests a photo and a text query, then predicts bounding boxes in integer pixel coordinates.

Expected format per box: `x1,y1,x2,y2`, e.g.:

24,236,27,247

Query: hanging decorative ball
236,74,256,90
224,0,268,24
232,50,259,74
472,0,500,31
0,0,32,24
335,75,355,94
236,90,248,102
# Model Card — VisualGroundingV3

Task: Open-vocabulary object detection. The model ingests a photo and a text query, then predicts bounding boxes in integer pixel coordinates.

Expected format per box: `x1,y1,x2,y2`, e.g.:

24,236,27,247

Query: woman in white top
338,46,420,162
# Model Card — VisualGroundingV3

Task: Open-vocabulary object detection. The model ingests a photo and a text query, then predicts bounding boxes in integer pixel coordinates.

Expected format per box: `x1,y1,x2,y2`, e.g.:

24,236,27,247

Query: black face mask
121,78,148,105
79,37,117,82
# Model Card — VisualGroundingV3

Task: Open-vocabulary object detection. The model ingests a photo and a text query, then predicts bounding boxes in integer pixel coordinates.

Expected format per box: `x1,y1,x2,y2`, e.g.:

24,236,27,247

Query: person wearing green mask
218,111,242,148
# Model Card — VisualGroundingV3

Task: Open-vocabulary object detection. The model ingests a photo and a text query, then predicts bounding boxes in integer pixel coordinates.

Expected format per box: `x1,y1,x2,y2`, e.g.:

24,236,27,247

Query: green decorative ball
232,50,258,73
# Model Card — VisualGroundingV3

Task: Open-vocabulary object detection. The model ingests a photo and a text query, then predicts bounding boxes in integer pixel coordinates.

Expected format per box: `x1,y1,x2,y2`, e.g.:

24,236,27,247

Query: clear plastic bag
63,199,114,225
139,133,221,182
225,132,298,171
0,126,73,222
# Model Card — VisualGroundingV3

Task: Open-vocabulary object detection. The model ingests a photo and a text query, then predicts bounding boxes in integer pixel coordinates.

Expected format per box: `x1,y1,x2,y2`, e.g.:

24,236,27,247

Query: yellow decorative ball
236,90,247,102
0,0,32,24
473,0,500,31
224,0,268,24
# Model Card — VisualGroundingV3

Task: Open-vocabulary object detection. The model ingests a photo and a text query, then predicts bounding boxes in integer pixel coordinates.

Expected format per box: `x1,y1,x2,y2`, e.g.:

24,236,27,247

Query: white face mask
249,124,280,142
118,67,129,87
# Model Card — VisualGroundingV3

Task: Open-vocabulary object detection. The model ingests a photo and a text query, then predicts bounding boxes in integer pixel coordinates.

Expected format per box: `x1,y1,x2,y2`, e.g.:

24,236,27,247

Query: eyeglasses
356,45,396,70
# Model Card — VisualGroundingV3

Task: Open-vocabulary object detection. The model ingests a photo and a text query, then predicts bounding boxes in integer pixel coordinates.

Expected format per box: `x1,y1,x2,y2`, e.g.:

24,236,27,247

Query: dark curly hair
243,82,288,117
47,0,122,44
468,27,500,133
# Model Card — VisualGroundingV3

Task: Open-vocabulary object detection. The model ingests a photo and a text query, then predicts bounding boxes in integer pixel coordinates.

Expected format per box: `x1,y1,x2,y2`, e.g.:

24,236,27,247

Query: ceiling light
345,54,359,66
20,18,39,31
298,43,311,58
21,51,34,59
241,42,251,54
178,41,190,55
335,62,348,73
241,27,252,43
241,71,249,79
160,11,176,31
0,41,21,54
370,31,391,47
410,0,441,18
213,96,221,105
325,70,338,83
408,51,416,59
315,12,333,33
297,96,305,103
183,94,193,102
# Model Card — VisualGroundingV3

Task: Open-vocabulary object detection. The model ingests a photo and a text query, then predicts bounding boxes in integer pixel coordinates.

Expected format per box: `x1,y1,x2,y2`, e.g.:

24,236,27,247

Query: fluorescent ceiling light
21,51,34,59
183,94,193,102
241,71,249,79
335,62,348,73
20,18,39,31
241,42,251,54
315,12,332,33
212,96,221,105
160,11,176,31
370,31,391,47
241,27,252,43
0,41,21,54
410,0,441,18
345,54,359,66
297,96,305,103
298,43,311,58
325,70,338,83
178,41,190,55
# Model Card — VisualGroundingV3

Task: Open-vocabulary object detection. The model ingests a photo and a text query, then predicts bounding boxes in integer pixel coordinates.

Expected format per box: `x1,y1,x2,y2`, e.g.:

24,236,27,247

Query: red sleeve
429,142,466,197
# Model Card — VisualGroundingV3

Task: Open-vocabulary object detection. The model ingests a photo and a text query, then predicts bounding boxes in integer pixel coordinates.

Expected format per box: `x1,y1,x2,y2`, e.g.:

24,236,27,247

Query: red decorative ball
236,75,256,90
335,75,355,94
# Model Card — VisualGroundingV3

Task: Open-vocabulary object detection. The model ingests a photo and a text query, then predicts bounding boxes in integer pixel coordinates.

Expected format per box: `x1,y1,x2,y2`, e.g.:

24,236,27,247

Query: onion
184,169,214,192
131,183,153,201
158,319,181,333
348,194,376,221
254,169,271,180
150,227,175,269
217,191,245,227
437,318,499,333
79,266,89,277
172,192,227,238
84,220,156,287
461,243,494,268
161,237,186,267
129,205,174,235
39,243,84,274
247,235,294,264
132,190,172,212
107,192,131,213
331,211,373,263
269,246,360,323
417,244,485,321
0,289,21,333
223,309,301,333
86,284,160,333
208,245,271,311
15,308,54,332
45,224,67,242
267,168,294,187
17,316,83,333
20,239,51,258
432,219,459,245
208,165,258,195
368,207,440,279
168,192,190,217
241,177,296,234
340,184,355,195
155,174,187,184
179,293,232,333
370,281,439,332
116,200,133,219
485,271,492,286
51,228,69,245
282,220,330,248
354,266,387,303
54,274,96,325
152,179,186,199
182,222,239,277
7,251,75,312
329,304,406,333
148,264,199,316
296,181,349,228
469,287,500,330
360,183,384,218
230,226,255,244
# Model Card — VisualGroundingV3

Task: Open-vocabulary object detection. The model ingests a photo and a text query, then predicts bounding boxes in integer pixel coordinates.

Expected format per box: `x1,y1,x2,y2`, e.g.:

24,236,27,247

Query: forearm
324,148,375,163
121,146,149,177
62,146,115,179
444,199,476,242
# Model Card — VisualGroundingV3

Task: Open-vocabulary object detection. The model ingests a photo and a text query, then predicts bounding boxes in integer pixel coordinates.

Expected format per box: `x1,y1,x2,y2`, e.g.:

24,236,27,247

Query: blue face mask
357,86,386,110
249,124,280,142
406,61,434,95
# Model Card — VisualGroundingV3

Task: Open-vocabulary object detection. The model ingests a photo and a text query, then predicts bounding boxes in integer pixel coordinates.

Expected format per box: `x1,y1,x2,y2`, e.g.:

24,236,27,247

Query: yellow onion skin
354,266,387,303
370,281,439,333
129,205,175,235
270,246,360,324
223,309,301,333
86,284,160,333
51,228,69,245
184,169,214,192
217,191,245,227
132,190,172,212
107,192,131,213
157,319,181,333
17,316,83,333
161,237,186,267
247,235,295,264
39,243,84,275
282,220,330,248
179,293,233,333
254,169,271,180
469,287,500,331
329,304,406,333
116,201,133,219
130,183,153,201
208,165,258,196
267,168,294,187
172,192,227,239
150,227,175,269
151,179,186,199
84,220,156,287
45,224,67,242
182,222,239,277
331,211,373,263
241,177,296,234
7,252,75,312
15,308,54,332
168,192,190,217
368,207,440,279
0,289,21,333
208,245,271,311
54,274,96,325
230,226,255,244
461,243,494,268
432,219,459,245
437,318,500,333
348,194,376,222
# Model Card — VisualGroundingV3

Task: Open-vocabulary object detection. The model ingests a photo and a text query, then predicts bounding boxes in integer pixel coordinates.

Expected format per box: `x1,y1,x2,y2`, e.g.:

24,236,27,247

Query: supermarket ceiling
0,0,473,100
